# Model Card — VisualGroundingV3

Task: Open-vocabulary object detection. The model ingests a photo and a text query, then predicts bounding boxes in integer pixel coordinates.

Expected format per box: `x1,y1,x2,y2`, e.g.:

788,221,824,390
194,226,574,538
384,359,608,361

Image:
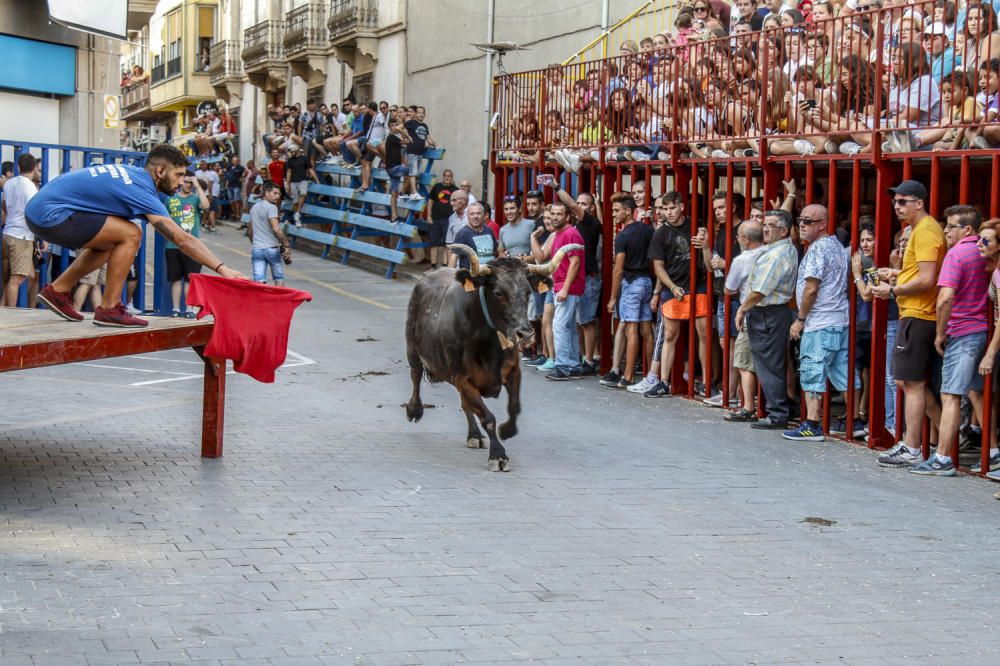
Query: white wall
0,93,61,146
374,33,405,103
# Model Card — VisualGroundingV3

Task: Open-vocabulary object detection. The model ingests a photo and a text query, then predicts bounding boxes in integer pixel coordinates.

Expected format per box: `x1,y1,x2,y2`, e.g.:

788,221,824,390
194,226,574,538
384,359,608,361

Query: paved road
1,228,999,665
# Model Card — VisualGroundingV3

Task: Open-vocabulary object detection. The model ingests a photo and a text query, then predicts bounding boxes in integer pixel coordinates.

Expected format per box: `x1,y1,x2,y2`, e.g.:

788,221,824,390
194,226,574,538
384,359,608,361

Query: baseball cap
923,21,949,37
887,179,928,201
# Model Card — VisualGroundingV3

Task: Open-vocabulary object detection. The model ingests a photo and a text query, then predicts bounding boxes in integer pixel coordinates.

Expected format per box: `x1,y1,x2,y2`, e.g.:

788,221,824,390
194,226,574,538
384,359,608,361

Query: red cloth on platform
187,274,312,383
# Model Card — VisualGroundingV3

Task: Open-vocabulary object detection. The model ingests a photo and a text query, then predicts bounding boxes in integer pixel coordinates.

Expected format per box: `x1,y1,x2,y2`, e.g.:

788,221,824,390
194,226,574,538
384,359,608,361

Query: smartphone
805,98,817,109
536,174,556,187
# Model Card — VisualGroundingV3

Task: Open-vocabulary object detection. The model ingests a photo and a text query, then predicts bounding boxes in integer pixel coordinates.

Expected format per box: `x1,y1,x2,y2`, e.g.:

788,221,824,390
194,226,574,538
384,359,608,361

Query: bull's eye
493,291,508,302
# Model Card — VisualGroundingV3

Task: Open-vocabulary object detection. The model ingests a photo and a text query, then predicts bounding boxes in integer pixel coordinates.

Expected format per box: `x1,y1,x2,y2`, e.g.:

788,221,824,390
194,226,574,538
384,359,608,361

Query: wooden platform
0,307,227,457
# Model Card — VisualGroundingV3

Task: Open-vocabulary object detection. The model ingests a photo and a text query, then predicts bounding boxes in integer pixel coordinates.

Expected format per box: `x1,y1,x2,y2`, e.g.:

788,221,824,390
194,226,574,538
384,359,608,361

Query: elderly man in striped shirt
735,209,800,430
911,205,990,475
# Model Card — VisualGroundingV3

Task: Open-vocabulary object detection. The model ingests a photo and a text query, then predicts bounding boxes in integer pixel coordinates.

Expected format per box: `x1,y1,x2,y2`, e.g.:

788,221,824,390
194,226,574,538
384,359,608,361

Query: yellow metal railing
561,0,682,66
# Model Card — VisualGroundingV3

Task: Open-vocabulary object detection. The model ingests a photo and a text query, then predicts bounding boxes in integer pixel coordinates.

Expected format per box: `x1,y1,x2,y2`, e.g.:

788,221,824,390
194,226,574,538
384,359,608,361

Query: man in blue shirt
924,22,957,81
25,144,244,328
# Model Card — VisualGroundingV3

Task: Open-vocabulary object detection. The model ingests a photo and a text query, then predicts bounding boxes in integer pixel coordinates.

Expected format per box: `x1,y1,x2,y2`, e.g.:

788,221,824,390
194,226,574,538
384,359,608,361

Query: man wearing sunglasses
871,180,946,468
782,204,856,442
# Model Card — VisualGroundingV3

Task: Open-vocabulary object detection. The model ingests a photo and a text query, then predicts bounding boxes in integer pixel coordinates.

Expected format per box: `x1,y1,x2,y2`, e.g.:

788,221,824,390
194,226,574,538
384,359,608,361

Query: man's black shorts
26,211,107,250
428,217,449,247
165,248,202,282
892,317,937,382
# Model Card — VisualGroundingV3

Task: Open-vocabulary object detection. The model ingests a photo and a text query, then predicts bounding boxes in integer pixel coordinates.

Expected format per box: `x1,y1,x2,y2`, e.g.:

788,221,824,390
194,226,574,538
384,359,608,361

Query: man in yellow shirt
871,180,946,467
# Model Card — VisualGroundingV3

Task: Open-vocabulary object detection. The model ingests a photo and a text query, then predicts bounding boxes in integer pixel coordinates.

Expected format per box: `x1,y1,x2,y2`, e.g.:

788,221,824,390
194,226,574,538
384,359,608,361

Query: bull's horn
447,244,491,276
525,243,585,276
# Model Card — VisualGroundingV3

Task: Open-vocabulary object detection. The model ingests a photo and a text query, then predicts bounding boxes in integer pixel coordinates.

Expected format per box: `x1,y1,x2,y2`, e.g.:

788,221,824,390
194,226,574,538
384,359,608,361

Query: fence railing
0,140,175,315
562,0,682,66
495,1,1000,161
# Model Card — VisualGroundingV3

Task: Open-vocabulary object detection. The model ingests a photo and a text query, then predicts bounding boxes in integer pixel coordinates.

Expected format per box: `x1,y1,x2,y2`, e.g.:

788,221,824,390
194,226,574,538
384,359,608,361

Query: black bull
405,243,584,471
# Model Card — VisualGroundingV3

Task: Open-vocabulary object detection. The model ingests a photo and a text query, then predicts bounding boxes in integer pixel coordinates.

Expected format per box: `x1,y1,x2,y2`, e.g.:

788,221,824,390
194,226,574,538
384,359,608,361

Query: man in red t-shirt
265,148,286,197
544,201,586,381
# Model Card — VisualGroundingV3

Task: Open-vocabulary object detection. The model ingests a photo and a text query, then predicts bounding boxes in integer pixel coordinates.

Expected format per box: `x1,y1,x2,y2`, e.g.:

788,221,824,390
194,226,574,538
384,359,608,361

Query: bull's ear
455,269,491,291
526,275,553,294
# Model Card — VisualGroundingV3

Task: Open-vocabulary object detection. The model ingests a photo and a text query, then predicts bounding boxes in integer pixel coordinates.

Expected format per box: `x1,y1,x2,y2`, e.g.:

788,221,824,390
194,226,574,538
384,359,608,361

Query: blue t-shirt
452,226,496,269
25,164,169,228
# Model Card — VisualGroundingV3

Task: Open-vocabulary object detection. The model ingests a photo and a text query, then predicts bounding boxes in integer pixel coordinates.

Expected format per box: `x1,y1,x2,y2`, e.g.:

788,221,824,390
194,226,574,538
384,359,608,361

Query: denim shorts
406,153,421,173
941,331,987,395
619,276,653,322
252,246,285,282
576,275,602,325
799,326,858,394
387,164,409,193
228,186,242,203
529,290,546,321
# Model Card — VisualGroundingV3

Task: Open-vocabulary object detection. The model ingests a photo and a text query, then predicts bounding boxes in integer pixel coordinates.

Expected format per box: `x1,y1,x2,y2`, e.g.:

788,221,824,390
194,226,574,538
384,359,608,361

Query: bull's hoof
498,421,517,440
405,402,424,422
466,437,486,449
487,457,511,472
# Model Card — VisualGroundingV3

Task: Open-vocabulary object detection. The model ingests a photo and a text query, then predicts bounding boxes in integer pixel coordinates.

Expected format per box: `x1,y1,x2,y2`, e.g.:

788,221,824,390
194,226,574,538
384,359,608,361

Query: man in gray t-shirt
247,182,290,284
498,199,535,259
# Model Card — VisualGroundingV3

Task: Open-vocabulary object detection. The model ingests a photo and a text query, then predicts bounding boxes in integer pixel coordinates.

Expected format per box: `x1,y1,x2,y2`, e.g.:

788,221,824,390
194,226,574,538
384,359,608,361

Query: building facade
0,0,156,153
122,0,635,189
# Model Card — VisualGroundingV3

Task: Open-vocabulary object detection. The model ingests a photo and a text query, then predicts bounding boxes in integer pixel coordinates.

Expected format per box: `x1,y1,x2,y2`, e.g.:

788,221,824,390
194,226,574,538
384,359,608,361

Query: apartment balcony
284,2,328,82
121,80,155,120
328,0,378,40
208,40,245,102
241,20,287,91
327,0,379,73
127,0,157,31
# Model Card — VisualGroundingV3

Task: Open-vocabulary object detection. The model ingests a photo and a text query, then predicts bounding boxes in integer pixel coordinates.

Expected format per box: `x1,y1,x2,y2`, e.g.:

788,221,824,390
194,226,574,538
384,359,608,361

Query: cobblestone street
1,229,999,665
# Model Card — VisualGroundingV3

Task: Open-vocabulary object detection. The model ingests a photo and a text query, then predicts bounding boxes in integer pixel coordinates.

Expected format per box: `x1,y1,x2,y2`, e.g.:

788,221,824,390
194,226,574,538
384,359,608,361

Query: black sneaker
545,368,574,381
581,361,598,376
616,376,636,389
643,381,671,398
750,416,788,430
599,370,621,387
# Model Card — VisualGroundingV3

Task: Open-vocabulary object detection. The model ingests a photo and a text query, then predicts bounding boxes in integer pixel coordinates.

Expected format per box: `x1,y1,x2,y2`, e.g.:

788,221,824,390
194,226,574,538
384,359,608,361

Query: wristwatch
796,316,806,323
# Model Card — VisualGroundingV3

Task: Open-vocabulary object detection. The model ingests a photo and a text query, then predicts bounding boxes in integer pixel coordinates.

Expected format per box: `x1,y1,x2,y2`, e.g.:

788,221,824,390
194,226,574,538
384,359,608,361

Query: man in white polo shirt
1,153,41,307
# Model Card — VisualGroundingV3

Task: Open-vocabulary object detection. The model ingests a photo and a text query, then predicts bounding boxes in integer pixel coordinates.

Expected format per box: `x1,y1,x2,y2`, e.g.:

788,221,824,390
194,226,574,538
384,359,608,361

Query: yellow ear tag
536,282,549,294
464,279,475,292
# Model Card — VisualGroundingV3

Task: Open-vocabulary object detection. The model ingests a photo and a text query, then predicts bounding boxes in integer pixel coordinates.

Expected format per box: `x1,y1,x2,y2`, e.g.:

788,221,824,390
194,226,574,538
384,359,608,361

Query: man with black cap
871,179,945,467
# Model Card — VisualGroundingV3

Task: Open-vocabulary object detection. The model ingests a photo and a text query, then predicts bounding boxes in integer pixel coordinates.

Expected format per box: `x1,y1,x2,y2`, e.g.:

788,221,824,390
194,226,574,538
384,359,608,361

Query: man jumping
25,143,245,328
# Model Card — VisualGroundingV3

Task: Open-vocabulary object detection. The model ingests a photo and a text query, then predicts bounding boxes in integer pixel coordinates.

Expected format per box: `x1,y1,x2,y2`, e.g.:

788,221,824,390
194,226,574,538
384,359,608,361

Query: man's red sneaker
93,303,148,328
38,285,84,321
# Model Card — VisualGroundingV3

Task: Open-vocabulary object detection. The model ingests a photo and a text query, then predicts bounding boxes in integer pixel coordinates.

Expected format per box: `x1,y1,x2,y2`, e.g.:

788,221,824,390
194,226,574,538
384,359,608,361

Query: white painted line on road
80,363,195,376
128,349,317,386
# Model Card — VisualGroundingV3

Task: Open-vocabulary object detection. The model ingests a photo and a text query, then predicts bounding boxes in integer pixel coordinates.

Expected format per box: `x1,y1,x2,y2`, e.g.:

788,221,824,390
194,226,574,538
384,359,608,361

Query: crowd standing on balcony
495,0,1000,163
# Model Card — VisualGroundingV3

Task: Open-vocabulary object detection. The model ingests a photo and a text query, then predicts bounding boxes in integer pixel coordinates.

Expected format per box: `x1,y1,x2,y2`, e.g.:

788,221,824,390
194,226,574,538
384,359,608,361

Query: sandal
724,408,755,422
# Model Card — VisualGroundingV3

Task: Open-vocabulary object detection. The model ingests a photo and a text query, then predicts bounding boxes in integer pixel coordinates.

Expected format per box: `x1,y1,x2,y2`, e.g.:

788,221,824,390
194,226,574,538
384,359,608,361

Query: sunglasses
694,5,709,10
893,197,917,205
978,235,991,246
798,217,826,225
503,194,520,202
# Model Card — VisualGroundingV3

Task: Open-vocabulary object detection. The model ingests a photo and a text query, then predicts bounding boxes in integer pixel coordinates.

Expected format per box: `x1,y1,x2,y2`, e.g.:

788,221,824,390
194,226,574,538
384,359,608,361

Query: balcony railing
208,40,244,86
120,80,150,117
242,20,286,71
150,63,165,83
285,2,327,57
166,56,181,78
328,0,377,40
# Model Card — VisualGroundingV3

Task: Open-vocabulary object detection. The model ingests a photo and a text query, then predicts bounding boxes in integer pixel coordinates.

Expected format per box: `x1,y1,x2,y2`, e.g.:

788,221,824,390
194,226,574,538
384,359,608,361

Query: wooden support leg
198,349,226,458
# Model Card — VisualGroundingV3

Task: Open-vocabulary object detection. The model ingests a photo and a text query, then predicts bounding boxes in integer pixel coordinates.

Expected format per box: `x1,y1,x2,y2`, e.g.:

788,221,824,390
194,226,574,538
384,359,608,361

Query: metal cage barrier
489,2,1000,473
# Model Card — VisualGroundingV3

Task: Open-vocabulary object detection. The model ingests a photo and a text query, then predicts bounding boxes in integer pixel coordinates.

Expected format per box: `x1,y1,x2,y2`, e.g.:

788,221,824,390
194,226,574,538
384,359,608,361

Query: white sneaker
793,139,815,156
702,392,724,407
627,376,655,394
566,152,582,173
294,211,302,224
710,149,731,158
877,442,922,467
409,192,425,201
839,141,862,156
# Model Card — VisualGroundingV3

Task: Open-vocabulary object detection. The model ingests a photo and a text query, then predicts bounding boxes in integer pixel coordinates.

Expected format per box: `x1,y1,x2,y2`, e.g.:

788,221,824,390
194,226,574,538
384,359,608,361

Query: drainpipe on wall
480,0,495,203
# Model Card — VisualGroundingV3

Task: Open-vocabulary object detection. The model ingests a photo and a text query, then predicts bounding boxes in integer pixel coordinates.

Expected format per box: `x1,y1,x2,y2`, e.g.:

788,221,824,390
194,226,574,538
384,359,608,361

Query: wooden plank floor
0,307,212,347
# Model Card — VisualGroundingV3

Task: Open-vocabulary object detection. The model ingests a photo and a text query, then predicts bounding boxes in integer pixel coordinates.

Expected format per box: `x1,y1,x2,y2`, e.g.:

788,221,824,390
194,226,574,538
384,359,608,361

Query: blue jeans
885,318,898,431
252,247,285,283
553,294,581,373
940,330,987,395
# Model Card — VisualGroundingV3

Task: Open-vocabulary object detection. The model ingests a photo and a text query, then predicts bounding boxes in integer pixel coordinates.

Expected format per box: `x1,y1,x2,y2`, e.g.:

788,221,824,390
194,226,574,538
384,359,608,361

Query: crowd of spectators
495,0,1000,164
473,173,1000,491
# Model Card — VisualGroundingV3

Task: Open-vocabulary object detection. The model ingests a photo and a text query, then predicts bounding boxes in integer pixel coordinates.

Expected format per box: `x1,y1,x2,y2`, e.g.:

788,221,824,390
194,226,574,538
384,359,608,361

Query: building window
196,5,216,73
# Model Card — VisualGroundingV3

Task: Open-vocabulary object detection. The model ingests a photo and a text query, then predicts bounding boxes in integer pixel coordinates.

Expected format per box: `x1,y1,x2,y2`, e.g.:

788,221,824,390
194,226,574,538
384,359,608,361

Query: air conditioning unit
149,125,167,142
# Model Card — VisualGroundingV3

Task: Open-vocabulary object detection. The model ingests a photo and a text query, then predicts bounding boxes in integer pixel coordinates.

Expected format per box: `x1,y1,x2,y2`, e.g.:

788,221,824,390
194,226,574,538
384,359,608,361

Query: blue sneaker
535,358,556,372
525,354,548,367
545,368,573,381
909,455,956,476
781,421,826,442
971,451,1000,474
